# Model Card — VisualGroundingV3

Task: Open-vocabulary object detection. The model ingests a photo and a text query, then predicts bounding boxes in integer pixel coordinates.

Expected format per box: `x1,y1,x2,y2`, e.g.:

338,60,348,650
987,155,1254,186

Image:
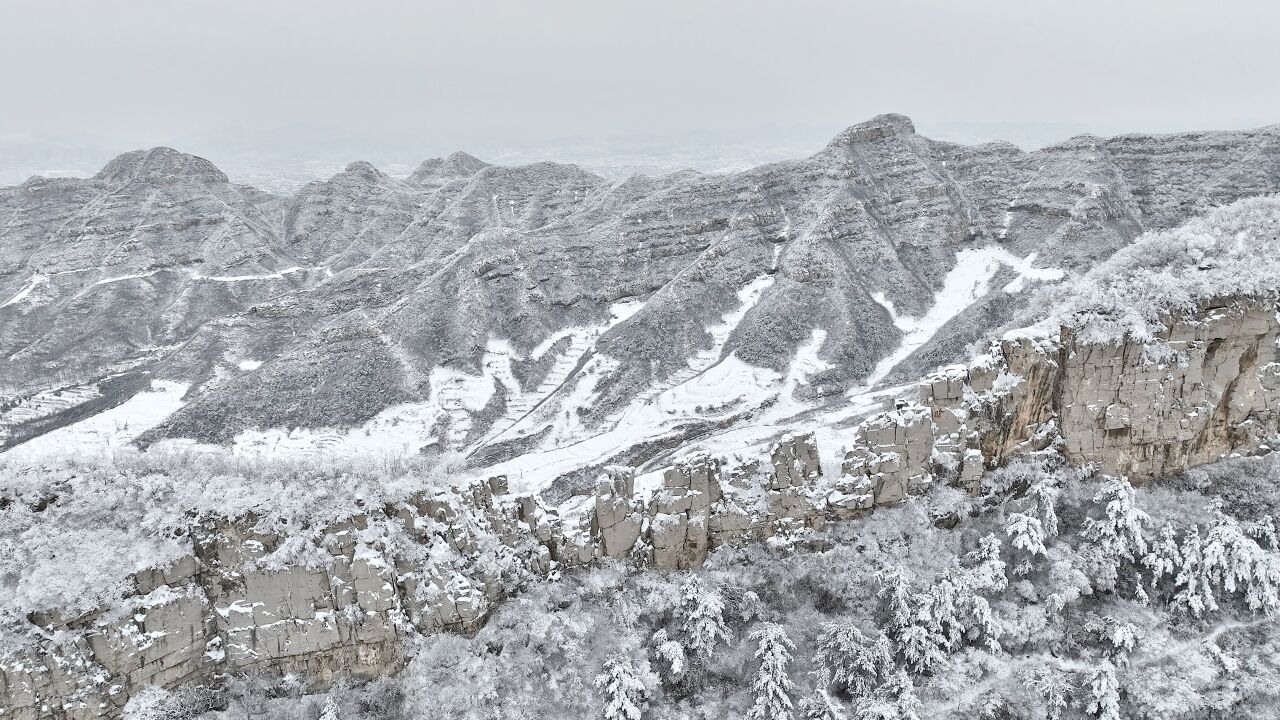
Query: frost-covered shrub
1029,194,1280,344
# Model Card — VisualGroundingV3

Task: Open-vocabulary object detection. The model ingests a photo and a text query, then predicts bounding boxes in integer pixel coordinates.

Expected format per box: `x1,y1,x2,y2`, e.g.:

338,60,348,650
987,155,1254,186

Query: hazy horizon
3,0,1278,189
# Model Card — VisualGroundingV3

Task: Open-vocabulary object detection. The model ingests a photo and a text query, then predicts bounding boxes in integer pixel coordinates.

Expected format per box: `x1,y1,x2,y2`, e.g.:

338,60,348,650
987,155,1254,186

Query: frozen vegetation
1029,195,1280,344
62,452,1280,720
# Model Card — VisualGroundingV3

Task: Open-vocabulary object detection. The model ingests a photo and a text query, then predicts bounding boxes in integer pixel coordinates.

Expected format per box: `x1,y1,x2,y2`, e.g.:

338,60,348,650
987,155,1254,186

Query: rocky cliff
4,284,1277,718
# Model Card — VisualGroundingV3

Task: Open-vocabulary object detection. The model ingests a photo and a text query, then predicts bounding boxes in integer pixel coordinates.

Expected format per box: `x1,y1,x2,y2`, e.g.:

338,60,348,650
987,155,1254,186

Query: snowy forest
98,448,1280,720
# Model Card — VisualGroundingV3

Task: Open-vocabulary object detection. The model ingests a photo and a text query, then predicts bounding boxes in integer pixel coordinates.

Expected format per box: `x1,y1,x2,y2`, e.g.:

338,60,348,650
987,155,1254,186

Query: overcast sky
2,0,1278,166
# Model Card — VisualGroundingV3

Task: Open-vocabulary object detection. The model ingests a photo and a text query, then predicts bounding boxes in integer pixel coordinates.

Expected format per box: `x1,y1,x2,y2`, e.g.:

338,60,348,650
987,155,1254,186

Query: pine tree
1020,666,1071,720
1085,663,1121,720
815,623,892,697
1142,524,1182,588
1006,512,1047,575
747,623,796,720
797,691,839,720
877,568,946,674
924,578,964,650
1173,525,1218,617
595,654,646,720
1083,478,1150,562
876,567,915,640
896,622,946,676
650,629,685,681
856,669,921,720
1247,514,1278,549
967,534,1008,593
680,577,732,657
1202,511,1280,616
1100,617,1140,665
963,594,1002,653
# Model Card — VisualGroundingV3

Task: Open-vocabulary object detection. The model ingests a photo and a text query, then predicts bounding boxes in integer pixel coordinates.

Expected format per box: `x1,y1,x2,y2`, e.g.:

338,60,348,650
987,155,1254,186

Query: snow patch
2,380,189,460
860,246,1063,391
191,266,322,282
0,273,49,309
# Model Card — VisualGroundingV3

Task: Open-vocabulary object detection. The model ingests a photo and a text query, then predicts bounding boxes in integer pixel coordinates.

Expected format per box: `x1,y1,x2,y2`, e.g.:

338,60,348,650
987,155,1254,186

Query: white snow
0,383,102,445
482,297,647,445
224,298,648,459
192,266,320,282
2,380,189,460
231,402,445,459
999,251,1065,293
93,270,162,286
860,246,1063,392
487,273,782,493
1,273,49,309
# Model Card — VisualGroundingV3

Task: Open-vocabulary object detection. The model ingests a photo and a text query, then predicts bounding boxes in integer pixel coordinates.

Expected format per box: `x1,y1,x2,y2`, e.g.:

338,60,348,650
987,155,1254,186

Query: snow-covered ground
863,245,1062,392
1,380,189,461
0,273,49,309
1,246,1063,498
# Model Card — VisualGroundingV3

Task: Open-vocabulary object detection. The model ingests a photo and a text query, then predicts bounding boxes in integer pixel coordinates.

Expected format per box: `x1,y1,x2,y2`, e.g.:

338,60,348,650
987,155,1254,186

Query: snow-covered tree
1085,663,1121,720
815,623,892,697
877,567,916,640
123,686,188,720
1142,524,1183,587
798,691,839,720
1247,514,1278,549
896,622,946,676
856,669,921,720
967,534,1008,593
1020,666,1071,720
1201,511,1280,616
1173,524,1218,617
1099,617,1140,665
1203,638,1240,674
595,654,646,720
964,594,1002,653
923,578,964,650
879,562,1003,672
1006,512,1048,575
1083,478,1150,563
680,577,732,657
747,623,796,720
650,629,685,681
1029,478,1061,539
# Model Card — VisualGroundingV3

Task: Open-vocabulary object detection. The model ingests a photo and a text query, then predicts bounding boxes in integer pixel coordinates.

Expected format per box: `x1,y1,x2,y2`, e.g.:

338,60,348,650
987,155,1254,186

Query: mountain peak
408,151,491,185
825,113,917,149
341,160,386,179
95,147,228,185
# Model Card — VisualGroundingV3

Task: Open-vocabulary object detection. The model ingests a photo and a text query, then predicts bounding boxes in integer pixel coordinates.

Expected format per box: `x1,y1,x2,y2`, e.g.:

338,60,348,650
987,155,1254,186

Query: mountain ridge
2,115,1278,483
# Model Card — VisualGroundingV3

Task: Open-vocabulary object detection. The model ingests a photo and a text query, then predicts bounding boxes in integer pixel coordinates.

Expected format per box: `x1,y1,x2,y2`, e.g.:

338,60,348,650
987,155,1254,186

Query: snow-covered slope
2,116,1278,482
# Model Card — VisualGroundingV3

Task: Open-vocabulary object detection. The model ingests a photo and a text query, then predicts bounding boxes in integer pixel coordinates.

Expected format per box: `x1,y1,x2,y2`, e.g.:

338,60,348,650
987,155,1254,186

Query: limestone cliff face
981,298,1280,481
3,299,1279,718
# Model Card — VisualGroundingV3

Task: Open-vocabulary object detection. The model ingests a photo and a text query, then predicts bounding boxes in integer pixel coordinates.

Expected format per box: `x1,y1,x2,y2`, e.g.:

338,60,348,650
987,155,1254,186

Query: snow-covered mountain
2,114,1278,489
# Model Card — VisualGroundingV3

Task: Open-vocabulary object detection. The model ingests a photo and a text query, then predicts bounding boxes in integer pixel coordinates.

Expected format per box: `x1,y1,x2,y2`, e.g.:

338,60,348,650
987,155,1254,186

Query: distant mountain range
2,114,1278,487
